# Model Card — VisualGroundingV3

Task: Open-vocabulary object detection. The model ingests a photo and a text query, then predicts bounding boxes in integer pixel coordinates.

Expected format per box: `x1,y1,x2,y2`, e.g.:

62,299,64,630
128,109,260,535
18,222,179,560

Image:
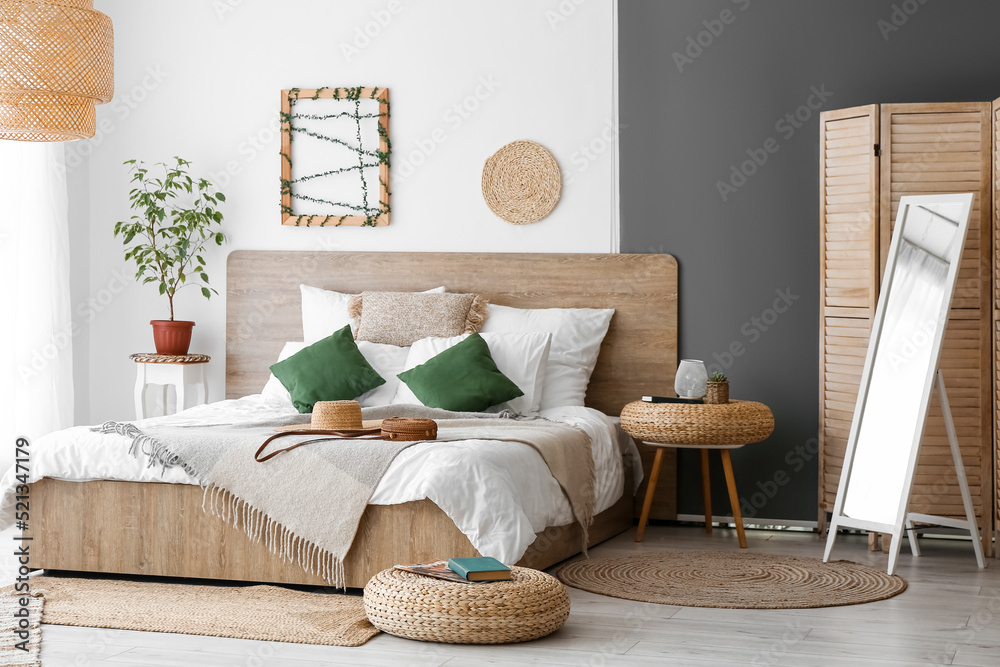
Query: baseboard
675,514,819,530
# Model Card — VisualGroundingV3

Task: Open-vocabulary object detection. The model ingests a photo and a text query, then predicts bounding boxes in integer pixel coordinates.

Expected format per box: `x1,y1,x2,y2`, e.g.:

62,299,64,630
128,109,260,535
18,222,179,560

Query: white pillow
391,332,552,415
260,340,410,408
480,304,614,410
355,341,411,407
300,284,446,344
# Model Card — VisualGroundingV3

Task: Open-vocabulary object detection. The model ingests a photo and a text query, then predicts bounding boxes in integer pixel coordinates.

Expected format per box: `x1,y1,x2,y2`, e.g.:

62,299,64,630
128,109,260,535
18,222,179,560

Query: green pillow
397,333,524,412
269,325,385,413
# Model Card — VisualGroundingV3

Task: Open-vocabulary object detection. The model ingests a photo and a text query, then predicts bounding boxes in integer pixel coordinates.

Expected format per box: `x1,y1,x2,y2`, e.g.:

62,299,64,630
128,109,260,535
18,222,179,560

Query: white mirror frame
822,193,983,574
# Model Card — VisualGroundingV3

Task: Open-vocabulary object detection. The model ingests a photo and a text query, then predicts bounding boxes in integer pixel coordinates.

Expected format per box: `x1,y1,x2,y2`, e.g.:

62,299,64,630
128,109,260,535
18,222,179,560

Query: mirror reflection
842,202,964,525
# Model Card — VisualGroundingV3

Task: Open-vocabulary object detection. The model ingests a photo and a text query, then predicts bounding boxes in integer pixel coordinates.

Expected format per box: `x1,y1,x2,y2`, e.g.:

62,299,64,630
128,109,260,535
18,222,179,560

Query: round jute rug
557,552,907,609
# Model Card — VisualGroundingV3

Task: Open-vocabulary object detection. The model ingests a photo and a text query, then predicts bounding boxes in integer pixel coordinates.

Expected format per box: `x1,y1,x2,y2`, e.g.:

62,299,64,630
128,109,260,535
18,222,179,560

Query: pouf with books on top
362,564,570,644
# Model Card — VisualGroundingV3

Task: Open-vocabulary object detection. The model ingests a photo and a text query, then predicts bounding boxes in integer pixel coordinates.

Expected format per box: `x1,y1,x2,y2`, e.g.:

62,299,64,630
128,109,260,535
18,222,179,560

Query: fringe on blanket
92,421,195,476
92,421,346,588
204,484,344,588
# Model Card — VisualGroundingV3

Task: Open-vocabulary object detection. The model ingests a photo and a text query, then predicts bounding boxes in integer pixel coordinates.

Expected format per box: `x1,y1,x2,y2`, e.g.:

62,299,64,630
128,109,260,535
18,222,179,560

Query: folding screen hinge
874,144,881,157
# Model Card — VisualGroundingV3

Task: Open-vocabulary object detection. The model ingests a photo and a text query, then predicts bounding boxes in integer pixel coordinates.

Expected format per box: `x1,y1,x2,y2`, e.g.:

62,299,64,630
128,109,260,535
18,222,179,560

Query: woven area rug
557,552,907,609
0,589,41,666
2,577,378,647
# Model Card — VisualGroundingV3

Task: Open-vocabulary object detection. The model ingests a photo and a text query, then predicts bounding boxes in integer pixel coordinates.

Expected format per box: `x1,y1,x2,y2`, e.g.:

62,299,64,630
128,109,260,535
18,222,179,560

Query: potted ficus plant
705,372,729,404
115,157,226,356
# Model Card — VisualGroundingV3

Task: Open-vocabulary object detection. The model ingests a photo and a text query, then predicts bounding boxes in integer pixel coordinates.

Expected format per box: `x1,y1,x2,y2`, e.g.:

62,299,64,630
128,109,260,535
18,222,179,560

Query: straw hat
275,400,383,432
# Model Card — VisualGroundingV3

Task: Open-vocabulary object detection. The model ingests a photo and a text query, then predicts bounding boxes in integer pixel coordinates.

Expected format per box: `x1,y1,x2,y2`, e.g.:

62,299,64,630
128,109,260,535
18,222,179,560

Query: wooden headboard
226,251,678,416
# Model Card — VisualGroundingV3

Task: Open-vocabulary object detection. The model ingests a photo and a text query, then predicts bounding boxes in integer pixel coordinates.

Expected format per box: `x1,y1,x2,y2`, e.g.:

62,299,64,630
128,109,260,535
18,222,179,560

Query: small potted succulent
115,157,226,355
705,372,729,404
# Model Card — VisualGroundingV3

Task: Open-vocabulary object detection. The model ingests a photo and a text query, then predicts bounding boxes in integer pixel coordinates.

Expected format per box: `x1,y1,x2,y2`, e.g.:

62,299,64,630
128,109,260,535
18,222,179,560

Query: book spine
447,559,472,580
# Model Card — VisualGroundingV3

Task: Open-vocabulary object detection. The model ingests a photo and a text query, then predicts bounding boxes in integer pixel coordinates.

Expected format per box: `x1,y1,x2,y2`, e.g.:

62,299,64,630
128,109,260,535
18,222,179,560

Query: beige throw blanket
95,406,595,588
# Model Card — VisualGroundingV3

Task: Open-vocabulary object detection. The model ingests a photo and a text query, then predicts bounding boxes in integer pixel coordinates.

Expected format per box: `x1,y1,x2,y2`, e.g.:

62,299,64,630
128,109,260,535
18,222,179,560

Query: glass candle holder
675,359,708,399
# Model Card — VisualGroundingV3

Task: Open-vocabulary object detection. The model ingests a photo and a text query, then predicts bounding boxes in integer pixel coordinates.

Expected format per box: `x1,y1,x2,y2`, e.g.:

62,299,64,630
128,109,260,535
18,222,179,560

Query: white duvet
0,395,641,564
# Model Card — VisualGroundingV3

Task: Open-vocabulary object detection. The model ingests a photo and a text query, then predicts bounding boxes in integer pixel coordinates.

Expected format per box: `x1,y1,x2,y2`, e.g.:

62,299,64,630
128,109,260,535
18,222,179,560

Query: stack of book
395,557,512,583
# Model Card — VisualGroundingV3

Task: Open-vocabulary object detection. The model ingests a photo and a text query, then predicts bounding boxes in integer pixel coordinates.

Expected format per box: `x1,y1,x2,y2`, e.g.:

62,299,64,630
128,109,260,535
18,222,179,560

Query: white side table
130,353,210,419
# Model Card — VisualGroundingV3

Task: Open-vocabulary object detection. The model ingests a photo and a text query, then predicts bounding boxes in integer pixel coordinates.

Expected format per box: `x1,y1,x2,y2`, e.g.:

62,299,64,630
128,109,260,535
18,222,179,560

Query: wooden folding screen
819,102,995,555
994,96,1000,538
818,105,880,531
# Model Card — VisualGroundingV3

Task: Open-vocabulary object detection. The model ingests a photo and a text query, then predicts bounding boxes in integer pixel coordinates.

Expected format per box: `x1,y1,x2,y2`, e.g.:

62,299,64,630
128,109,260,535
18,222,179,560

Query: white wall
78,0,617,422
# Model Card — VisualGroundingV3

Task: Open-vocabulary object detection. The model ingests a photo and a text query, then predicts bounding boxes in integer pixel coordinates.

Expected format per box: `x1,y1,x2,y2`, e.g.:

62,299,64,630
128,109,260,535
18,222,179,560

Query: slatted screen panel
881,103,993,546
881,104,992,311
994,97,1000,535
818,106,879,525
821,106,880,316
820,317,872,512
907,318,986,517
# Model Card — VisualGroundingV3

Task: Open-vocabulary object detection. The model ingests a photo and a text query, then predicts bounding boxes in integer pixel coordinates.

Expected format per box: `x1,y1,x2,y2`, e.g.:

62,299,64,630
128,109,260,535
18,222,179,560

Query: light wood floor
31,525,1000,666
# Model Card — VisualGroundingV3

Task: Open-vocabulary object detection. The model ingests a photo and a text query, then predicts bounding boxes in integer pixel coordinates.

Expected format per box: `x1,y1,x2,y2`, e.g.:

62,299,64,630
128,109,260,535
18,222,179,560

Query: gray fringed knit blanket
93,405,595,588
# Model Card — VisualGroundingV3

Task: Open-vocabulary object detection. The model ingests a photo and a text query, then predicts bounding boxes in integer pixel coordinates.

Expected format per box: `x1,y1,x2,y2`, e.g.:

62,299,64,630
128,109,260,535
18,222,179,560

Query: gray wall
619,0,1000,522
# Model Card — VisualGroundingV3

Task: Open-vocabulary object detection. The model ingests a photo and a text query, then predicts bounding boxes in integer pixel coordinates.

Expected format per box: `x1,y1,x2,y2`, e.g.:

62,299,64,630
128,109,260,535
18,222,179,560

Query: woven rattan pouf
363,566,570,644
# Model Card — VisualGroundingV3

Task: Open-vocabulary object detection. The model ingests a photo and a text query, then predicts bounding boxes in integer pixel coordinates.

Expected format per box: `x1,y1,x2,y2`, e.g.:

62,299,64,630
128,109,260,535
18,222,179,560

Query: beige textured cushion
350,292,488,346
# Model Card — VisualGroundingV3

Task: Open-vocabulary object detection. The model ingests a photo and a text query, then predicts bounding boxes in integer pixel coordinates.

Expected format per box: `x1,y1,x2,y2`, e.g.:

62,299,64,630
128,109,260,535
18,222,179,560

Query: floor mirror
822,193,985,575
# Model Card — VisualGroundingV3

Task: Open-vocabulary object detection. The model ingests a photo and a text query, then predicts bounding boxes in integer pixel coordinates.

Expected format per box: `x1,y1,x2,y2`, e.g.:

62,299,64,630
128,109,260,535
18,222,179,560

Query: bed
21,251,678,587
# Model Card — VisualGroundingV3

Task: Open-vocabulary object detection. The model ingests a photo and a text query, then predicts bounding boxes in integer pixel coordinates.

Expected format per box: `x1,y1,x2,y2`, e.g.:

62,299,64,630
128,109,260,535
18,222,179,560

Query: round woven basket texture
557,552,907,609
311,400,364,430
380,417,437,441
0,0,114,142
481,140,562,224
363,566,570,644
620,399,773,446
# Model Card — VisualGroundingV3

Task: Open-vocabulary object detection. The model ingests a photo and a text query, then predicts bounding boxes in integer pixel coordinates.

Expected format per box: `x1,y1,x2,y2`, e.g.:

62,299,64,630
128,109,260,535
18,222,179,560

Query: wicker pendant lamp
0,0,113,142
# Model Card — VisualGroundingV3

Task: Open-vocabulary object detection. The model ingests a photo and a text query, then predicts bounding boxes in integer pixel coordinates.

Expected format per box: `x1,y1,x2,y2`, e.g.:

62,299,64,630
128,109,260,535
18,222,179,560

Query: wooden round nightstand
620,399,774,548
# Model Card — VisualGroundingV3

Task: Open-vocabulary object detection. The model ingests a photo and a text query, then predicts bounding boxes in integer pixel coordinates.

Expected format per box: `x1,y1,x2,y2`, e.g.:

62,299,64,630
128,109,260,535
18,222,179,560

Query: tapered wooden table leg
700,449,712,534
720,450,748,548
635,447,664,542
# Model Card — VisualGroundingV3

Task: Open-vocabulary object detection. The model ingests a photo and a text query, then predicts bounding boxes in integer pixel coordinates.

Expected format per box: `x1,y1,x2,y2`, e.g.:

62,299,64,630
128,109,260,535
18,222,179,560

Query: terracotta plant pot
704,381,729,405
150,320,195,356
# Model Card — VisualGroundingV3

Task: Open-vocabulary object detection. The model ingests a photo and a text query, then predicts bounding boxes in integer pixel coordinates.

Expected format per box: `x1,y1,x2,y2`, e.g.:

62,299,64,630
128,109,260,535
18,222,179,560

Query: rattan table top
130,353,210,365
620,399,774,447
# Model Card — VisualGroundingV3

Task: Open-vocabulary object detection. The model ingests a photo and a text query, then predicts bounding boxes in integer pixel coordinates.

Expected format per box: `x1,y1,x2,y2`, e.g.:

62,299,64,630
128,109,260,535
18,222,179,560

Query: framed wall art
279,87,390,227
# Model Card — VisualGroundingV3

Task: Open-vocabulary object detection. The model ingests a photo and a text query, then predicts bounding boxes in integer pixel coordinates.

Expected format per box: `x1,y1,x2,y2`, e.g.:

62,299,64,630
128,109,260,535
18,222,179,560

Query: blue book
447,557,511,582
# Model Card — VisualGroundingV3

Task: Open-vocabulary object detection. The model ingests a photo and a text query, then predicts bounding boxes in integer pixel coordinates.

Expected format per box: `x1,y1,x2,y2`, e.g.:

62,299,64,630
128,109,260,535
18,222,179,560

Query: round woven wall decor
558,552,907,609
481,140,562,224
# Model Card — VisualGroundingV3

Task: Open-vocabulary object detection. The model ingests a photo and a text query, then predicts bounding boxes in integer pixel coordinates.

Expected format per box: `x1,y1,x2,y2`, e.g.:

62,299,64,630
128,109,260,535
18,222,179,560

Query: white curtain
0,141,73,472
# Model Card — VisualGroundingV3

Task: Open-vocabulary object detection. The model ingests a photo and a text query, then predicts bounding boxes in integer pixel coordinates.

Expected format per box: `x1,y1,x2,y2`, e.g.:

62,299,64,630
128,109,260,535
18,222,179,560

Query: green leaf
200,272,209,282
201,287,211,299
158,282,167,295
216,193,226,202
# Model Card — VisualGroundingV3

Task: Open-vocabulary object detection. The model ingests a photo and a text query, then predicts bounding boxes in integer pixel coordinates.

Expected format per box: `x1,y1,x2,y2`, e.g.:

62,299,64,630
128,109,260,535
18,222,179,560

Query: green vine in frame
280,87,390,227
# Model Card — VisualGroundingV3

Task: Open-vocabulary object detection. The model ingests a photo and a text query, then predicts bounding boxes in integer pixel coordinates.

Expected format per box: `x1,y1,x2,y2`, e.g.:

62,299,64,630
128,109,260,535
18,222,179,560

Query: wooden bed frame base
28,464,634,588
30,252,676,587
